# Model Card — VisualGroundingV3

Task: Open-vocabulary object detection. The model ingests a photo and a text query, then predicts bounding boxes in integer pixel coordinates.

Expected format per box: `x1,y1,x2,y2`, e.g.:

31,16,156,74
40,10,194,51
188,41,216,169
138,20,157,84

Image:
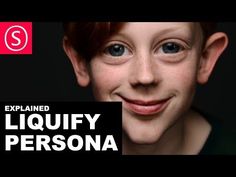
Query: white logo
4,25,28,52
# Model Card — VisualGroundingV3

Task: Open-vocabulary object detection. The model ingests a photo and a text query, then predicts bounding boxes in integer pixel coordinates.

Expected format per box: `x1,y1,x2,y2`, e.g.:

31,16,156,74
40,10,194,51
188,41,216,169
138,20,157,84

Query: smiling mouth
120,96,172,116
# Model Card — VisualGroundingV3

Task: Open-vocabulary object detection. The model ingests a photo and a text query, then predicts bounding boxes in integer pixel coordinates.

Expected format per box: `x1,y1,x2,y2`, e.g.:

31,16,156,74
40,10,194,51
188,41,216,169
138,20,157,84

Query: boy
63,22,228,154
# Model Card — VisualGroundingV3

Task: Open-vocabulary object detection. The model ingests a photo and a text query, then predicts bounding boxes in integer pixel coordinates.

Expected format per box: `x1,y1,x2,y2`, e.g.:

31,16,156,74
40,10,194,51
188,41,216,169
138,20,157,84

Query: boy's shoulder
193,107,236,155
212,126,236,155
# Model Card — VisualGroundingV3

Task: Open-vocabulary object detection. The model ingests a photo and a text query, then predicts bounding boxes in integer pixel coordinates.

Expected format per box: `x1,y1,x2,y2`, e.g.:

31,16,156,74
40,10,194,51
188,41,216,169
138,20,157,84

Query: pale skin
63,22,228,155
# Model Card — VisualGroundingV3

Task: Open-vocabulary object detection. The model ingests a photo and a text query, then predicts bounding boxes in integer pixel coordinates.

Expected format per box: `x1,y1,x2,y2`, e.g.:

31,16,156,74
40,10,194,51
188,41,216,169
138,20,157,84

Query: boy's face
89,22,203,144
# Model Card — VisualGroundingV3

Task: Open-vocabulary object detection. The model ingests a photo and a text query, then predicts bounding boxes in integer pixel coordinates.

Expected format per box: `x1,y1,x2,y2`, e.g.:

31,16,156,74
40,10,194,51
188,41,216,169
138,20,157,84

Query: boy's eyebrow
153,27,193,40
156,26,191,35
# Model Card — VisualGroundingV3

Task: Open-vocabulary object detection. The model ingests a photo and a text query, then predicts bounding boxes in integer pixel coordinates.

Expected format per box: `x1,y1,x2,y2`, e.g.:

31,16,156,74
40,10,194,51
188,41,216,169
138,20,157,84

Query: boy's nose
129,55,160,87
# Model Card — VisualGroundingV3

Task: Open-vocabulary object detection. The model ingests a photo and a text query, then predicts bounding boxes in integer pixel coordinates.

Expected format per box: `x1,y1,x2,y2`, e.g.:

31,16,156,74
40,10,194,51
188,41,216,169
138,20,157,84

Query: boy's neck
122,109,211,155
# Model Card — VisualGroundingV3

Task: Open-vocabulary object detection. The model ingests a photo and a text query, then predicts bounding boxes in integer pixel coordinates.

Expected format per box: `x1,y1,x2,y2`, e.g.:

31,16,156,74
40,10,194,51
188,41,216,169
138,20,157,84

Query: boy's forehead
107,22,202,47
120,22,196,33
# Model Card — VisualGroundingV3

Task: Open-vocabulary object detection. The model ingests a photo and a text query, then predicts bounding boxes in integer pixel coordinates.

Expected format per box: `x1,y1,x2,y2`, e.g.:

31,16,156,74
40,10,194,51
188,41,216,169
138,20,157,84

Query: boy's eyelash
161,42,183,53
153,40,190,54
102,42,132,56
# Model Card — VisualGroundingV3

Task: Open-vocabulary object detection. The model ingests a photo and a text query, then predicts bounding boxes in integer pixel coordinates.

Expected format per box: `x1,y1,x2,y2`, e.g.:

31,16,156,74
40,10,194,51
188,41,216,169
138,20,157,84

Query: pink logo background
0,22,32,54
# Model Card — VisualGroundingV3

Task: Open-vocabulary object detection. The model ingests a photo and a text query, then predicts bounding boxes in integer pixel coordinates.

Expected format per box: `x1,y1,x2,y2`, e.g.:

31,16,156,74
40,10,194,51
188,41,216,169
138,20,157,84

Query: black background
193,23,236,131
0,22,236,154
0,23,94,102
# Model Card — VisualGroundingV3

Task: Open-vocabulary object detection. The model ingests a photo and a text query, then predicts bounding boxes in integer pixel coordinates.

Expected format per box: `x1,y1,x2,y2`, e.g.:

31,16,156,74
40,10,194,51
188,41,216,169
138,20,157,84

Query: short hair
63,22,217,62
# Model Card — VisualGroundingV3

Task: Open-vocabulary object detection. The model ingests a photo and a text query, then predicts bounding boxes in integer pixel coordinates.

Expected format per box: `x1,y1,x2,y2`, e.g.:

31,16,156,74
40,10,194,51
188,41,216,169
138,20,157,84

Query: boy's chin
127,131,162,145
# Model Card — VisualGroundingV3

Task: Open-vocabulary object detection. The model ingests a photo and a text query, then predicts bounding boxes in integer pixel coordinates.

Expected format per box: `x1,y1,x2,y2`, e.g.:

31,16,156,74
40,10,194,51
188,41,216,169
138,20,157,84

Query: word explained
5,105,49,112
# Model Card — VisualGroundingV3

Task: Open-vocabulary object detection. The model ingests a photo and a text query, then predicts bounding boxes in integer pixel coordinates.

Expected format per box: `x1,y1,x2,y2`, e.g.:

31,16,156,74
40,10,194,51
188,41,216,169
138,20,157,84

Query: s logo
0,22,32,54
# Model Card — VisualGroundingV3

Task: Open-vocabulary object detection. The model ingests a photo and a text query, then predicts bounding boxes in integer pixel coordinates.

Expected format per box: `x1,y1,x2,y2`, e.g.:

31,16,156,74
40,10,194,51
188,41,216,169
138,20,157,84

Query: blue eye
161,42,182,53
105,44,130,57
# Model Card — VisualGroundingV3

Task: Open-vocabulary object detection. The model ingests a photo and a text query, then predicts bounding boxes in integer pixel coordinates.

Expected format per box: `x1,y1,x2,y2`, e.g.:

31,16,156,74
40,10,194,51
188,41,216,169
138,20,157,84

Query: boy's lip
119,95,172,116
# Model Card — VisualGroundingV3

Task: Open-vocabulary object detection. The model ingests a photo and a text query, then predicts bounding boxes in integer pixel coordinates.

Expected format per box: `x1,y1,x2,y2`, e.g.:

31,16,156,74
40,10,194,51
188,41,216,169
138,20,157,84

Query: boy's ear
197,32,228,84
63,36,90,87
